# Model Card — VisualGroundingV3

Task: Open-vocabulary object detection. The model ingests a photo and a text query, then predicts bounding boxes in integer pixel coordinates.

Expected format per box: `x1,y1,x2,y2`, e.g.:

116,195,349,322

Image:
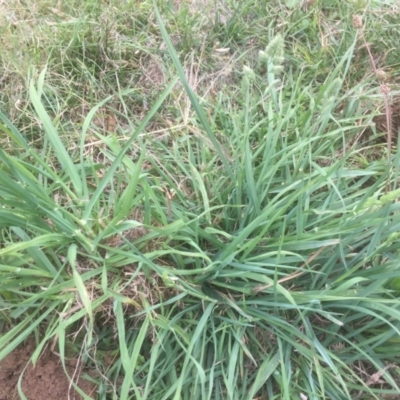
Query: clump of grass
1,1,400,399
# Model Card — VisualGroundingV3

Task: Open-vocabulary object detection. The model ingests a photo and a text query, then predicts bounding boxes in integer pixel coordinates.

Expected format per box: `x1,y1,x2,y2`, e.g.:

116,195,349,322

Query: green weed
1,0,400,399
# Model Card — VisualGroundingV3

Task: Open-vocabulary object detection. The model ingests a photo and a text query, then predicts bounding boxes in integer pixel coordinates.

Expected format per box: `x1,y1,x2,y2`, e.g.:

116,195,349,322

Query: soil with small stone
0,342,95,400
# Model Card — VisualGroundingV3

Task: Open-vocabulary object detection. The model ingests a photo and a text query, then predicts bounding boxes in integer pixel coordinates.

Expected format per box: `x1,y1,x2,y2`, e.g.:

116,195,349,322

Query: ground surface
0,342,94,400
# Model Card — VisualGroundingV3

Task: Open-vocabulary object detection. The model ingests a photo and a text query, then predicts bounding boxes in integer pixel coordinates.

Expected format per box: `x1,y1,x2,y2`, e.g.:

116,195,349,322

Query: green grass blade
29,70,83,197
153,1,233,180
82,77,178,222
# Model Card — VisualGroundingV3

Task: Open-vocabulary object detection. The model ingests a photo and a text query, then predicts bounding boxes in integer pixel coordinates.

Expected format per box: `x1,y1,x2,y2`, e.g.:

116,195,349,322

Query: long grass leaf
29,72,83,197
153,1,233,180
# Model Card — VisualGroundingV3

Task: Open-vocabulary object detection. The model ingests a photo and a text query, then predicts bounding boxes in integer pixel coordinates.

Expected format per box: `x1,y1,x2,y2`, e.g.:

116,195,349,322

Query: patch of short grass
1,0,400,399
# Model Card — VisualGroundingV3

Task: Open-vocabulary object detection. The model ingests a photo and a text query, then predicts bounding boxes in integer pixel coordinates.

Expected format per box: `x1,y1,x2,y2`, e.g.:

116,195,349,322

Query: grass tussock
1,0,400,399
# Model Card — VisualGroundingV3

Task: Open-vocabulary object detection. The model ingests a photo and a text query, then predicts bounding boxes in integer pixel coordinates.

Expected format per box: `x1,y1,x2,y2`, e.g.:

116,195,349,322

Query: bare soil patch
0,342,95,400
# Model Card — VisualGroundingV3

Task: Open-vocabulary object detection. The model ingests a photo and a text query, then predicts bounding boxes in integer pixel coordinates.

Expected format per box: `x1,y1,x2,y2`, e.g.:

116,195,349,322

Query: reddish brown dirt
0,342,95,400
